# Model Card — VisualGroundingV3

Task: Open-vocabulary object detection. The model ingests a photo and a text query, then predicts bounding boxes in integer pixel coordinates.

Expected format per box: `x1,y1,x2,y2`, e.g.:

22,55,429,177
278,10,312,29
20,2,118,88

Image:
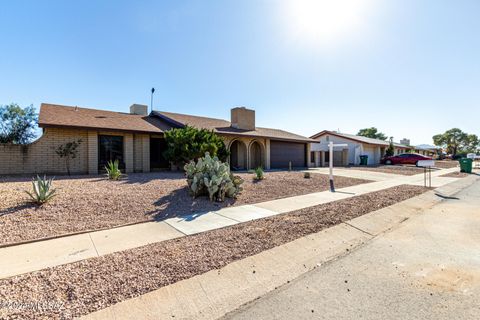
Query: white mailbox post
417,159,435,188
329,142,348,192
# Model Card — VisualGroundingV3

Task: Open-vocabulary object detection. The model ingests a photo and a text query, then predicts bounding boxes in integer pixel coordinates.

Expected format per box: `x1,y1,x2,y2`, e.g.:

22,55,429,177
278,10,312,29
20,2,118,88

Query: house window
326,136,330,142
98,135,124,170
310,151,315,163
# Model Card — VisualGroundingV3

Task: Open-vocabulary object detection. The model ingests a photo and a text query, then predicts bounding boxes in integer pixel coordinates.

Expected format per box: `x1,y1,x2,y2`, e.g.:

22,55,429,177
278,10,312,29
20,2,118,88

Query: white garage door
362,147,376,165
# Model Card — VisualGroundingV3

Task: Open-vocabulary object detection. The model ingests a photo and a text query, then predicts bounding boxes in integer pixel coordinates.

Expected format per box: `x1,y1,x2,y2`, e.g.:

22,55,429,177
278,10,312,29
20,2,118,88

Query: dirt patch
439,171,470,178
434,161,459,169
0,185,427,319
0,172,369,246
348,165,427,176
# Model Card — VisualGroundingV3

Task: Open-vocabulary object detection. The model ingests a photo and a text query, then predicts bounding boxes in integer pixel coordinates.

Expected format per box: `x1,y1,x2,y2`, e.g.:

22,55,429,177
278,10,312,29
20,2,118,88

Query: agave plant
105,160,122,180
254,167,264,180
25,175,56,205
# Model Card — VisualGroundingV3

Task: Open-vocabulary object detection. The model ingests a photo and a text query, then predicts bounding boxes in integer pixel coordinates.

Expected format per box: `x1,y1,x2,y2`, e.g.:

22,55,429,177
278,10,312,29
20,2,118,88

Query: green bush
184,152,244,202
25,175,56,204
105,160,122,180
163,125,229,167
254,167,264,180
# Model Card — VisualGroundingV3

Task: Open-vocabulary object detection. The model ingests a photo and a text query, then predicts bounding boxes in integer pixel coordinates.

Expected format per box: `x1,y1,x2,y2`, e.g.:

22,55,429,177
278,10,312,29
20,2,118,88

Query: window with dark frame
98,135,125,170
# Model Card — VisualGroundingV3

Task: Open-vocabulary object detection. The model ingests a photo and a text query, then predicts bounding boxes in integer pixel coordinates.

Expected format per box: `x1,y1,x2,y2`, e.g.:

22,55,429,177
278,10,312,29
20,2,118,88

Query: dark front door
98,135,124,171
150,137,169,170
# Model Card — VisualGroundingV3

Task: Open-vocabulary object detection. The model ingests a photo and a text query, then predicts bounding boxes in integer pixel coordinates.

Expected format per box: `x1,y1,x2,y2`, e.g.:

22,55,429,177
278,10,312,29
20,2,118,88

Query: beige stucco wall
0,128,152,176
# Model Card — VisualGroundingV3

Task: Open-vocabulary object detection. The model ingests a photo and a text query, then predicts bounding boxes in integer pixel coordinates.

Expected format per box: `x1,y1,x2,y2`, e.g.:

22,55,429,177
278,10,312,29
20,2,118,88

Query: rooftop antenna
150,87,155,113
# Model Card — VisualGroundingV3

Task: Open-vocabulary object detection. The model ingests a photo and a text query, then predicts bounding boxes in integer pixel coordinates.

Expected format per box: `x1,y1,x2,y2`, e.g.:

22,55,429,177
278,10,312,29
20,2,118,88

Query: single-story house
309,130,409,166
0,103,315,175
413,144,441,158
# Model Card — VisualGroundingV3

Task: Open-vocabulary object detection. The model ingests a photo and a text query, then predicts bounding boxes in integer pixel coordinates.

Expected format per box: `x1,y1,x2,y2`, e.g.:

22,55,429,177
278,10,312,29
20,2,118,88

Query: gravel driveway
0,184,427,320
0,171,370,245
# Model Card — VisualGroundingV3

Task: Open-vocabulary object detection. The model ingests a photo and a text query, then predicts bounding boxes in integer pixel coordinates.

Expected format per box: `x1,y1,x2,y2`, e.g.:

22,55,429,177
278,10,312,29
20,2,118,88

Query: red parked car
381,153,432,166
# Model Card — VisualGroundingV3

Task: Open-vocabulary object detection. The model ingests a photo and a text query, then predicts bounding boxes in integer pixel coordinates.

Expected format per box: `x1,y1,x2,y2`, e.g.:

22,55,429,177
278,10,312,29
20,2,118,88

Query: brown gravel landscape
0,184,427,320
439,171,469,178
348,165,428,176
0,171,370,246
434,160,459,169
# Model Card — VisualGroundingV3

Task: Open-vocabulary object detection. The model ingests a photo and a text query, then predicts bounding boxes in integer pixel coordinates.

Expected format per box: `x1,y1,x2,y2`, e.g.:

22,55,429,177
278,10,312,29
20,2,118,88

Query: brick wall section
141,134,150,172
87,131,98,175
124,133,134,173
0,128,153,176
133,134,144,173
0,128,88,175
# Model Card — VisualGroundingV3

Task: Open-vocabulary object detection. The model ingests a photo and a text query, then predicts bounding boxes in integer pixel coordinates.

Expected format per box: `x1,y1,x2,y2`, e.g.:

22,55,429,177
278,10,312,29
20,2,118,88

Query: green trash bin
359,155,368,165
459,158,473,173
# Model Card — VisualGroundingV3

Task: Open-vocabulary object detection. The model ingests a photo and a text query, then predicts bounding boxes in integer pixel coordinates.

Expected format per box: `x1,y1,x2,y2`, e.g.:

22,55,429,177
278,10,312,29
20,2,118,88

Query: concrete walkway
81,173,478,320
0,167,461,279
223,176,480,320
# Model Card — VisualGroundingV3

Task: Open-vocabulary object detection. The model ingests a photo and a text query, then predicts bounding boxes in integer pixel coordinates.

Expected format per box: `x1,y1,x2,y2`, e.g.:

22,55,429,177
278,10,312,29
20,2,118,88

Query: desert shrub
304,171,311,179
163,125,229,167
254,167,264,180
105,160,122,180
25,175,56,204
184,152,244,202
55,139,82,176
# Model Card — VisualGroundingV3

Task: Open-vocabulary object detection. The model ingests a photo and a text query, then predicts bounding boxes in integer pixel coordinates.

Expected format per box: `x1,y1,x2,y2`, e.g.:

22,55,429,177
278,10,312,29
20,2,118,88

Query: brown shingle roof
38,103,314,143
39,104,169,134
154,111,315,143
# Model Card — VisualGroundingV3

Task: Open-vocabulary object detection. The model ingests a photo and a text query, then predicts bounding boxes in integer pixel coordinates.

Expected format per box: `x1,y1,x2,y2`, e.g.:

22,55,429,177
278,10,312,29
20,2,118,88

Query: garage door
362,147,376,165
270,140,306,168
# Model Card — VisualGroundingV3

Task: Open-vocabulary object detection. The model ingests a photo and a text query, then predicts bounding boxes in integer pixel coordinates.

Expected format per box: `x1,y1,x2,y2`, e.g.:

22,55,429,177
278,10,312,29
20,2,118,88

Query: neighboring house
309,130,409,166
0,103,314,175
413,144,441,157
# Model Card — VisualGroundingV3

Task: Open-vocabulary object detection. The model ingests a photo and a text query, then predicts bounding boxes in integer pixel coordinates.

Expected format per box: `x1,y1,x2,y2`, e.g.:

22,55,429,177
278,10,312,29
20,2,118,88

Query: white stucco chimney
231,107,255,131
130,104,148,116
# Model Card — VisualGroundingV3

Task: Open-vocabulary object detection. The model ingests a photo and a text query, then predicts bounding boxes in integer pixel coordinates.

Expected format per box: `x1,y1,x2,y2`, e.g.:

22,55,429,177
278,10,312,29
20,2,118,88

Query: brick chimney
130,104,148,116
231,107,255,131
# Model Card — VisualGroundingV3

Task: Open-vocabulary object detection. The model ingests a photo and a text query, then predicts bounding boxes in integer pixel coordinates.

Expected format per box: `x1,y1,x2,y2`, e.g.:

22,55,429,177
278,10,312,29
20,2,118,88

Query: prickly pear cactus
183,152,244,202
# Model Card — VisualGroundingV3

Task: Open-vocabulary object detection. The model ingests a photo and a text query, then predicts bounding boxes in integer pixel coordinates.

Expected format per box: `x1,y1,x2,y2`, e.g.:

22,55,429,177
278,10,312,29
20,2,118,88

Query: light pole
150,87,155,113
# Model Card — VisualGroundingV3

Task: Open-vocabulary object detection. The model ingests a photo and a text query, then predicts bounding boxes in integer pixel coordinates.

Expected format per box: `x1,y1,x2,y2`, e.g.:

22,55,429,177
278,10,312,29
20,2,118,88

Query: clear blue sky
1,0,479,145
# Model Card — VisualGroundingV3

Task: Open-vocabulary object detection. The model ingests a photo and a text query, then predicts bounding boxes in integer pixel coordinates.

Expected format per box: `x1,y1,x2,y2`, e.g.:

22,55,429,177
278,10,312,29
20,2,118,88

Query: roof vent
130,104,148,116
231,106,255,131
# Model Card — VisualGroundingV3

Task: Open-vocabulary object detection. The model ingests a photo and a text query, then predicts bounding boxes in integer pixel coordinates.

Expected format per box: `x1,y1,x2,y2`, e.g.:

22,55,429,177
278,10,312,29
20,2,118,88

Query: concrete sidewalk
81,172,478,320
223,175,480,320
0,167,461,279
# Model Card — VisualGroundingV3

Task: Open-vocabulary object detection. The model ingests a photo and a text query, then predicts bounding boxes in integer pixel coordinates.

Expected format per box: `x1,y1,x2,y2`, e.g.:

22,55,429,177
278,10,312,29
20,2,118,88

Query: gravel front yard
0,172,370,246
0,184,428,320
348,165,428,176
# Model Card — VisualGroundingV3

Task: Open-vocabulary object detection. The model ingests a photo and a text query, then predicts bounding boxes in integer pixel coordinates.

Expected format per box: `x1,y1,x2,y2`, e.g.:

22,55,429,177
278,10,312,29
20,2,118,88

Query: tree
432,128,479,157
163,126,229,167
385,137,395,157
0,103,38,144
55,140,82,176
357,127,387,140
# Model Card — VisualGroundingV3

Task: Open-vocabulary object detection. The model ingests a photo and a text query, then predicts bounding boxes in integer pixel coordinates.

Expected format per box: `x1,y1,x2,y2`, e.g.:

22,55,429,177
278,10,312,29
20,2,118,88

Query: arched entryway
249,140,264,170
229,140,247,171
